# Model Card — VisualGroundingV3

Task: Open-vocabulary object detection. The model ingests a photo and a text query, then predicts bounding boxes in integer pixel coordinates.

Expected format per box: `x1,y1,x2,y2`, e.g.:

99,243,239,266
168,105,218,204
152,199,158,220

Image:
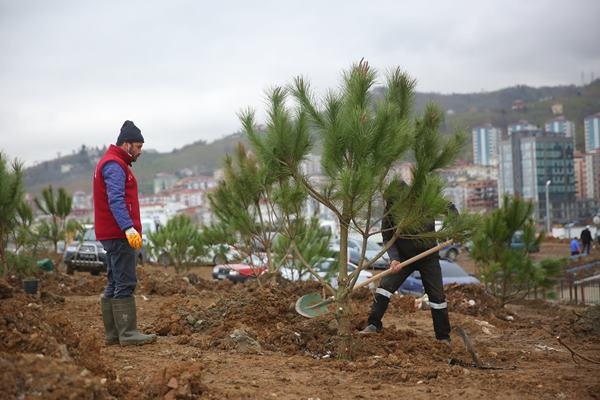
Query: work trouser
582,242,591,255
367,257,451,340
101,239,137,299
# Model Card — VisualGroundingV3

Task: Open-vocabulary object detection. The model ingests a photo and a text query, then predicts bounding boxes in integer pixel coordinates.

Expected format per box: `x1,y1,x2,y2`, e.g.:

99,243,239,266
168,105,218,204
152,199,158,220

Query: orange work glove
125,227,142,250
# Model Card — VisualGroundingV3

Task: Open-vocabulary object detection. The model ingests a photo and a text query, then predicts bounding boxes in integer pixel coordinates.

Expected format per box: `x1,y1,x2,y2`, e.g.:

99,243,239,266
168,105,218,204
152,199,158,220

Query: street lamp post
545,180,552,234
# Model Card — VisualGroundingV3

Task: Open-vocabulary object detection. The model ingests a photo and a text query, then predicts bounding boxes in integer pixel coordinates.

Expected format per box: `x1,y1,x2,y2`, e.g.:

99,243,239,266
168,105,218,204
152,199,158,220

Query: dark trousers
367,257,451,340
582,242,591,255
101,239,137,299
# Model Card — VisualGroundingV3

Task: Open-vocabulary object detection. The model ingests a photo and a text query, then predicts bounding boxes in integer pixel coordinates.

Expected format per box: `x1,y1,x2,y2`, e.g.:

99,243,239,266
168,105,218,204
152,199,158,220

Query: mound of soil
0,352,115,400
40,272,106,296
144,361,208,399
138,269,201,296
445,283,510,319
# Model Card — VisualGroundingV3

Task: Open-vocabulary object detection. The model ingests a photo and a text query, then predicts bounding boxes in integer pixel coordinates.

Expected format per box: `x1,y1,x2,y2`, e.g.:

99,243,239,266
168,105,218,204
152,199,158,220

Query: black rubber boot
431,307,451,340
101,296,119,345
111,296,157,346
365,293,391,331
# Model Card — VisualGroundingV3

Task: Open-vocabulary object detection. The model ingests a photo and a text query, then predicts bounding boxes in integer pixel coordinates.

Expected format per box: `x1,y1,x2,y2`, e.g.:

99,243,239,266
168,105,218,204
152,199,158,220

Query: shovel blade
295,292,334,318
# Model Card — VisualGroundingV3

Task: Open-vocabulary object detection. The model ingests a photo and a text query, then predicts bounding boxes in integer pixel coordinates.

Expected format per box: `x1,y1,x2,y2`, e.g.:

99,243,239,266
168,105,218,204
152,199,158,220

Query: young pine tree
243,60,472,358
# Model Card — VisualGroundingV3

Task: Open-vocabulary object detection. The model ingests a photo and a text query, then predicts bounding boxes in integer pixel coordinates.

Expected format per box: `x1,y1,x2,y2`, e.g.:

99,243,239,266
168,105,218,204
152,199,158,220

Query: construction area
1,241,599,400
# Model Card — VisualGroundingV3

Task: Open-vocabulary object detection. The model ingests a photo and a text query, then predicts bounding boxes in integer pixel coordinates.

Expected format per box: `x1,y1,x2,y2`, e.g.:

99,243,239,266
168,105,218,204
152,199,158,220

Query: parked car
204,244,242,265
212,254,268,283
63,228,107,275
280,257,374,288
398,259,480,296
439,244,460,261
63,227,145,275
330,237,390,269
510,230,540,253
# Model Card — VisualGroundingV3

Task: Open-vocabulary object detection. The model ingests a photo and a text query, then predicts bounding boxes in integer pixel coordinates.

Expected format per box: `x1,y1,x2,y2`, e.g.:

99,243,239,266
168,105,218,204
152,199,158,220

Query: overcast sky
1,0,599,166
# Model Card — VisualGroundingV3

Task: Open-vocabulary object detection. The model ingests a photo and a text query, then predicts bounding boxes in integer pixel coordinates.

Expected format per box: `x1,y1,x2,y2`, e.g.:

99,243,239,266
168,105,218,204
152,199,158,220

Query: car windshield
83,229,96,241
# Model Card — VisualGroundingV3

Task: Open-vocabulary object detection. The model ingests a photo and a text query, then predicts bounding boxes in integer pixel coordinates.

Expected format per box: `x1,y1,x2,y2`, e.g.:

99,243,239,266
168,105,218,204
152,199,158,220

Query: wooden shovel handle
353,239,453,290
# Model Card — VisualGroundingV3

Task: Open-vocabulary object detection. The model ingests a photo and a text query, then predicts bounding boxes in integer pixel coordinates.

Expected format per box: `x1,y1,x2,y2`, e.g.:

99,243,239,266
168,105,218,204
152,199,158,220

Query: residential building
498,130,576,225
508,120,537,136
551,103,563,115
464,180,498,213
173,175,216,191
585,149,600,200
72,190,92,210
573,151,587,199
472,124,501,166
545,116,575,138
584,112,600,153
153,173,178,194
443,186,467,213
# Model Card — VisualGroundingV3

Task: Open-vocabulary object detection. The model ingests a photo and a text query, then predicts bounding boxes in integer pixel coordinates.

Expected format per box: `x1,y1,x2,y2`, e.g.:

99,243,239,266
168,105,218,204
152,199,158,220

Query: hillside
414,80,600,155
24,80,600,195
24,134,248,195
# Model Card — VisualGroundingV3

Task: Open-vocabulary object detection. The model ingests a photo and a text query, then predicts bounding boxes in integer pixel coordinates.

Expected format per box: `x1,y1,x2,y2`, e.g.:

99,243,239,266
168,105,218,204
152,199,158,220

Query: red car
212,254,268,283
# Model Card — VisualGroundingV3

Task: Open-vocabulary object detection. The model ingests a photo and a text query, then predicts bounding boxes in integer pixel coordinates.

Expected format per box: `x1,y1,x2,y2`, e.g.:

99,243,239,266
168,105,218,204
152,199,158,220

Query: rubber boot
365,293,391,331
431,307,451,341
100,296,119,345
111,296,157,346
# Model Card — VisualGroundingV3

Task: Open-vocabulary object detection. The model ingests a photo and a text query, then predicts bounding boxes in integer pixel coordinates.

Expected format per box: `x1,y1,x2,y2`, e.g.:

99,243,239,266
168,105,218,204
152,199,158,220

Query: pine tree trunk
336,213,354,360
335,291,354,360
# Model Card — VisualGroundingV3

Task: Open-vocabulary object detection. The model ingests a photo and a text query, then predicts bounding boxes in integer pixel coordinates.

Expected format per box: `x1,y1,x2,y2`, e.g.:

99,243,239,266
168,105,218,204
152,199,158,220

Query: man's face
126,142,143,162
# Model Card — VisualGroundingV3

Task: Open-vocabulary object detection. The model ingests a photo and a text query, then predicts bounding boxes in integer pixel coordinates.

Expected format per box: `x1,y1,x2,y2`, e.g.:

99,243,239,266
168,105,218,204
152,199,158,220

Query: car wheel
446,248,458,261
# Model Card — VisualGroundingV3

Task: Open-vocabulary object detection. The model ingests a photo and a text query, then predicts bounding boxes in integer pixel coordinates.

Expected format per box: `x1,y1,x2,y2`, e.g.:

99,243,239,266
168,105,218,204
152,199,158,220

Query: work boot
111,296,157,346
100,296,119,345
431,307,451,341
365,292,390,330
359,324,382,334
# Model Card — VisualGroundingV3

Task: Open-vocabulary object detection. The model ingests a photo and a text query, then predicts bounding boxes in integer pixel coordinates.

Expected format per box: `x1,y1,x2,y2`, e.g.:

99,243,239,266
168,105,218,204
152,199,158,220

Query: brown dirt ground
1,240,599,399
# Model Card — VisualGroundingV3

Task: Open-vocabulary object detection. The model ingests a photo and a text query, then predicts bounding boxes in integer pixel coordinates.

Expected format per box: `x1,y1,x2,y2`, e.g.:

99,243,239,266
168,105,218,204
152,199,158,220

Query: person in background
94,120,156,346
580,226,592,255
570,236,582,256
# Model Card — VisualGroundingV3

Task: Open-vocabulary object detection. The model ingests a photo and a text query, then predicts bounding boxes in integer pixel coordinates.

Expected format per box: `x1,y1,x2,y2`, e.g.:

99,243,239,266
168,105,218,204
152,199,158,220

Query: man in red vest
94,120,156,346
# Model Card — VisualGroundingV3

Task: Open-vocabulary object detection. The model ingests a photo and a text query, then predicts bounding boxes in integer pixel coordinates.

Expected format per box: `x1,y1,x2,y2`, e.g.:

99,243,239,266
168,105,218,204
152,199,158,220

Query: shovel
295,239,453,318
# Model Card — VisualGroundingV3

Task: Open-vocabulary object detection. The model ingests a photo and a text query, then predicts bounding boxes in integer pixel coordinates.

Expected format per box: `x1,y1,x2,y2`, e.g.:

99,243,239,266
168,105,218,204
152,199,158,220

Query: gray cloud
1,0,599,166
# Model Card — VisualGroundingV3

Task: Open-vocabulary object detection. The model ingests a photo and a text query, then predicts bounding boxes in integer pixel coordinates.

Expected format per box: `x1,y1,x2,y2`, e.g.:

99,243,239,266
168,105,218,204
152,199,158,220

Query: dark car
63,227,145,275
398,259,480,296
211,254,268,283
439,244,460,261
63,228,107,275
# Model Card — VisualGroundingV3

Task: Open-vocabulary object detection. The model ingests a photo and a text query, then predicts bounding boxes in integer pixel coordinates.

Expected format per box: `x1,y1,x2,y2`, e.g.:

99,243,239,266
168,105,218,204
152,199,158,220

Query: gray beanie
117,120,144,144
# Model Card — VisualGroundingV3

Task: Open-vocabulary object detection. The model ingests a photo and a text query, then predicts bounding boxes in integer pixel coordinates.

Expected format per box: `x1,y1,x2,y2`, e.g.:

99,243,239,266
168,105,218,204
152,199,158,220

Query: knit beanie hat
117,120,144,144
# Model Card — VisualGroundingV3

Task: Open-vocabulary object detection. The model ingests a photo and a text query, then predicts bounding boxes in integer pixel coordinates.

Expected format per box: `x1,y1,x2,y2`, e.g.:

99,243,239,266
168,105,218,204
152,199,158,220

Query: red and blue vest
93,144,142,240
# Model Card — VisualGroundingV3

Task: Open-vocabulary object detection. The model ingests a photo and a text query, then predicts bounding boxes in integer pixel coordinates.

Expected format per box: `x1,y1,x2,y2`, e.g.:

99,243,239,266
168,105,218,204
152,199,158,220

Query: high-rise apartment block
472,124,501,166
584,112,600,153
508,120,537,136
545,116,575,138
498,130,576,223
584,150,600,200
